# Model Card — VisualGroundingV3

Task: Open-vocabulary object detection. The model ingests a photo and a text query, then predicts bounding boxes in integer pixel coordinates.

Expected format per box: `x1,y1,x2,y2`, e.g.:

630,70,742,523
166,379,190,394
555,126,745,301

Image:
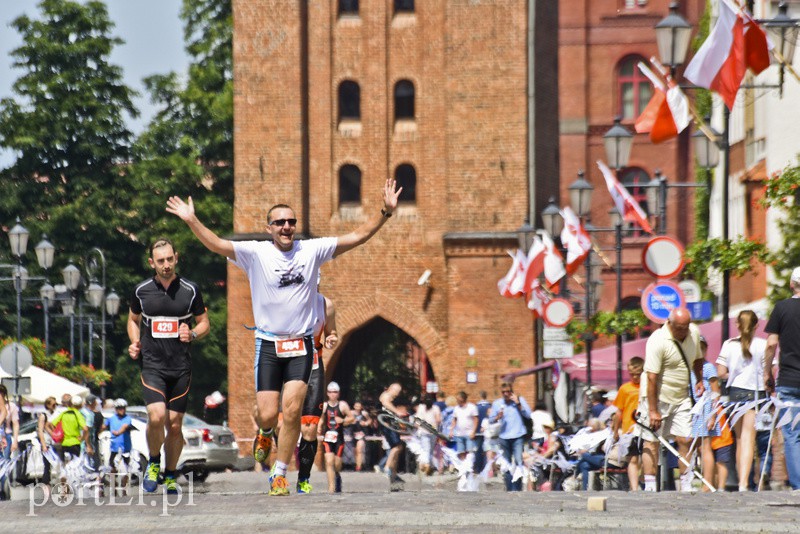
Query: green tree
117,0,233,413
760,159,800,303
0,0,140,367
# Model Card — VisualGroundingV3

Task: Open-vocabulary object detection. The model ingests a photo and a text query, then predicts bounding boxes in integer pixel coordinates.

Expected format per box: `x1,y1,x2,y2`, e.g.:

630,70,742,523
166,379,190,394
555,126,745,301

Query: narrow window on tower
339,164,362,207
395,164,417,205
338,0,359,17
394,0,414,14
394,80,415,121
338,80,361,122
617,55,651,120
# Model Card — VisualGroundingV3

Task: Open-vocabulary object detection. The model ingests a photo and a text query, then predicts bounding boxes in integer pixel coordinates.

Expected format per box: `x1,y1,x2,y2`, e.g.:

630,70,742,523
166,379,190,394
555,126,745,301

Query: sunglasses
501,390,512,394
269,218,297,227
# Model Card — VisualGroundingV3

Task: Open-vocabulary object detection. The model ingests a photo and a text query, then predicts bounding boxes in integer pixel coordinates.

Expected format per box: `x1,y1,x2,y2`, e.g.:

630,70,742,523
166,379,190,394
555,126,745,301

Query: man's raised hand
383,178,402,213
166,196,195,222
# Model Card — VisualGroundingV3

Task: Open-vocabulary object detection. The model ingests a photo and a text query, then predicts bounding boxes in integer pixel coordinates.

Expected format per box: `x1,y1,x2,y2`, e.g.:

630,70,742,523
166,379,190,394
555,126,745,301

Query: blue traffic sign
641,281,686,324
687,301,713,321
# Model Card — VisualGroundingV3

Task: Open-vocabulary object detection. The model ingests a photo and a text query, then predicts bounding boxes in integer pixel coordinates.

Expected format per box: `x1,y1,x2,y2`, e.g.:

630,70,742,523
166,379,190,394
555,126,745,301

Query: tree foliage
760,158,800,303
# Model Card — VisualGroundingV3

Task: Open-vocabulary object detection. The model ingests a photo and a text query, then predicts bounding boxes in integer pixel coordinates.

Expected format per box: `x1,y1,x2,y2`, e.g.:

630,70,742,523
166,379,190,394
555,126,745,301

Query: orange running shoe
253,429,273,465
269,474,289,496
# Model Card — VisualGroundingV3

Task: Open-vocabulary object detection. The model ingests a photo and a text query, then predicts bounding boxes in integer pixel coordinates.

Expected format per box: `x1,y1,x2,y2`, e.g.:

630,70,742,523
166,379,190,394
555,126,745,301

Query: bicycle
377,408,448,440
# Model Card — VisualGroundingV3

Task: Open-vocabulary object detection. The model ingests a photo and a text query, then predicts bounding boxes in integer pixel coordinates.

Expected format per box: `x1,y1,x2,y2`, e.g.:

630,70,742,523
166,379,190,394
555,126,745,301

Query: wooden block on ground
587,496,607,512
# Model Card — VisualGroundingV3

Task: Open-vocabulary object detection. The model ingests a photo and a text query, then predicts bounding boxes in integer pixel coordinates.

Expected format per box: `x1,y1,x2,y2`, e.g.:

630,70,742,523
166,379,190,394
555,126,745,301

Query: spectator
474,391,492,473
414,395,441,475
690,335,720,492
709,377,733,491
36,396,58,492
103,399,133,480
765,267,800,490
611,356,645,491
530,402,554,447
489,382,531,491
597,391,619,427
51,395,93,461
575,419,610,491
0,385,19,460
449,391,478,467
351,401,371,472
589,391,606,419
82,394,103,467
434,391,447,413
634,308,703,492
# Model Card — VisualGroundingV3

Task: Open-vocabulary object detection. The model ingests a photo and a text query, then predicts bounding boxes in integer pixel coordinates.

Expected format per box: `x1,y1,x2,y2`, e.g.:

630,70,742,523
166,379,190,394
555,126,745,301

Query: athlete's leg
324,448,337,492
255,391,281,429
164,411,185,472
276,380,308,466
145,402,167,458
355,438,365,471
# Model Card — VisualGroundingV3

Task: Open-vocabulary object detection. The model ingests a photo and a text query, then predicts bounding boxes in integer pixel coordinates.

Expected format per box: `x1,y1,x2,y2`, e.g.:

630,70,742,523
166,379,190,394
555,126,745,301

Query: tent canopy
561,318,768,389
0,365,90,404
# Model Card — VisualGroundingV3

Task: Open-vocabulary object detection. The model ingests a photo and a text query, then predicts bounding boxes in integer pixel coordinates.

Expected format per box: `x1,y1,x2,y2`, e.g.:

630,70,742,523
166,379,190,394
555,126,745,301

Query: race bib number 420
275,338,307,357
151,317,180,338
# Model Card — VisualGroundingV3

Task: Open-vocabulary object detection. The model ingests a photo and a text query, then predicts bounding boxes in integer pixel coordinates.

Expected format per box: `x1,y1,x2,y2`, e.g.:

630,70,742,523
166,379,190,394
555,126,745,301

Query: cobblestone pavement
3,470,799,533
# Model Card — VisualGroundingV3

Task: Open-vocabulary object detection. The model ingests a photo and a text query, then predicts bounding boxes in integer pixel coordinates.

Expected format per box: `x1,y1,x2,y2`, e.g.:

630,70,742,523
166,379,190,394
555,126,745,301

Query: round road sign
0,342,33,376
543,298,574,327
642,236,685,279
641,281,686,324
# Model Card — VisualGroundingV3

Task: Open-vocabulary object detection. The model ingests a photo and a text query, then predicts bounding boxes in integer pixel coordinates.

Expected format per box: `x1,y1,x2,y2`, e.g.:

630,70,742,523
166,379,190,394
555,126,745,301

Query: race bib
275,338,307,358
151,317,180,338
324,430,338,443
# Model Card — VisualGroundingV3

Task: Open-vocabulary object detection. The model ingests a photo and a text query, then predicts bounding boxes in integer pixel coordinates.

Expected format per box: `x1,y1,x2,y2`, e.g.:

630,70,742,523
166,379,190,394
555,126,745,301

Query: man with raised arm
166,179,400,496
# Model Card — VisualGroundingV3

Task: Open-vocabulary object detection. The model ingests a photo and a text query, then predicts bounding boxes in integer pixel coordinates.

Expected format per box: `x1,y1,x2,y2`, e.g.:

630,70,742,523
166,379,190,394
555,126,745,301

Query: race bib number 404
151,317,180,338
275,338,307,358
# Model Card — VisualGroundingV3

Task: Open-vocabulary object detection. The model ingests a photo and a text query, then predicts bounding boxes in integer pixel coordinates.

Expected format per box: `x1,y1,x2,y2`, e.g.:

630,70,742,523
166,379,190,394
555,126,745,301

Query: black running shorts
301,348,326,424
141,368,191,413
254,336,314,392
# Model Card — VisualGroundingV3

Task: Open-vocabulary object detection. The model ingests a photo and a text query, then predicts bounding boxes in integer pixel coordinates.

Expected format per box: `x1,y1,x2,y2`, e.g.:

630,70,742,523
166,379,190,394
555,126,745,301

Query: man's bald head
667,307,692,341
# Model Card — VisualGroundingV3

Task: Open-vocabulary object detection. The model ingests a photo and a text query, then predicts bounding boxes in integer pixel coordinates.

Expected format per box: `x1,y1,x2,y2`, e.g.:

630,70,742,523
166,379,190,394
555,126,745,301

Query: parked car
124,407,239,482
14,412,206,484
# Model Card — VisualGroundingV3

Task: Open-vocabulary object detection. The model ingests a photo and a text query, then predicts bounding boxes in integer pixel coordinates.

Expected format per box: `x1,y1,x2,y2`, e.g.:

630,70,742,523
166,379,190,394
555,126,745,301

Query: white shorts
633,397,693,442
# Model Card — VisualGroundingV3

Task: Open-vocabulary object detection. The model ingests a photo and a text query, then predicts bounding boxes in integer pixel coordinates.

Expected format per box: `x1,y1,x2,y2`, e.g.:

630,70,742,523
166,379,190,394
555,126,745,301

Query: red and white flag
560,206,592,275
497,249,527,298
523,236,546,295
541,232,566,290
635,62,690,144
684,0,771,110
597,160,654,235
526,279,550,318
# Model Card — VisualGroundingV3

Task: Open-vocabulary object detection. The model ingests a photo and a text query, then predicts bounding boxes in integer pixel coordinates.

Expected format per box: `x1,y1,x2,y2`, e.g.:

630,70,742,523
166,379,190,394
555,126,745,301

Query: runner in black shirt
127,238,210,494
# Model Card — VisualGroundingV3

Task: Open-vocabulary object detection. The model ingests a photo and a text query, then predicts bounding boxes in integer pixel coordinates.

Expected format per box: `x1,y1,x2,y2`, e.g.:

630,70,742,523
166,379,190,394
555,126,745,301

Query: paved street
2,470,799,533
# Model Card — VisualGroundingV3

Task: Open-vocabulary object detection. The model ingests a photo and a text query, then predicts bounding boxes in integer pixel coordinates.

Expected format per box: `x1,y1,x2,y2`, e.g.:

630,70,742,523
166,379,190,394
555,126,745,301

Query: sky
0,0,190,167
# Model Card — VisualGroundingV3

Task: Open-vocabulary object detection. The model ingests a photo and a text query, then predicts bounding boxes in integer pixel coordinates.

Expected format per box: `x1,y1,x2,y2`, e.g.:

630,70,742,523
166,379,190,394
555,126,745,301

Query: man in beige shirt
634,307,704,491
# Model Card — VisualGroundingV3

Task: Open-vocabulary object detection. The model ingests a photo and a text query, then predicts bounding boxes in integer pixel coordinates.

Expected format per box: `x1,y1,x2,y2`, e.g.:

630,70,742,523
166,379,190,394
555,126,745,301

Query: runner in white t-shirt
166,178,401,496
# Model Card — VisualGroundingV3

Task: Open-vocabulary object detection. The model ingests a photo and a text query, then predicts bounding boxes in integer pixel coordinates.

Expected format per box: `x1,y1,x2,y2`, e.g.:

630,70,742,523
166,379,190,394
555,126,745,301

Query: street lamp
763,2,799,98
541,197,564,237
608,207,625,389
86,248,118,397
568,172,595,387
34,235,55,354
603,118,634,171
654,2,692,75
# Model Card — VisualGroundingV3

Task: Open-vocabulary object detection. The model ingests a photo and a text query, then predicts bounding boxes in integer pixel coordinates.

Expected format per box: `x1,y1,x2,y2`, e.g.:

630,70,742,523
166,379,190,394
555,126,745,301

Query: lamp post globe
655,2,693,71
603,118,634,171
8,218,29,258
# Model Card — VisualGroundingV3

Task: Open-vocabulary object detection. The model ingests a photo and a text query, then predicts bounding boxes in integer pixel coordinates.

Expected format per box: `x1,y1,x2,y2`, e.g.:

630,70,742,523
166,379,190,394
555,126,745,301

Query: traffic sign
543,298,574,328
0,342,33,376
687,301,713,321
641,281,686,324
543,341,574,359
678,280,702,303
642,236,685,279
542,327,569,342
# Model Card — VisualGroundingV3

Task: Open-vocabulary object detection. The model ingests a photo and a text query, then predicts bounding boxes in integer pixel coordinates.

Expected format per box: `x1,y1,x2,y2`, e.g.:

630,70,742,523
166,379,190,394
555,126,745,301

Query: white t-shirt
230,237,337,337
452,403,478,437
716,336,769,391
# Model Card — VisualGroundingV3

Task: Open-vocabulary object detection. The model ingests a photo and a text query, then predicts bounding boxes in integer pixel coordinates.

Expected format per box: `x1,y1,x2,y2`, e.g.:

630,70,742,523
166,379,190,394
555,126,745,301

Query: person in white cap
50,395,92,461
765,267,800,490
319,381,352,493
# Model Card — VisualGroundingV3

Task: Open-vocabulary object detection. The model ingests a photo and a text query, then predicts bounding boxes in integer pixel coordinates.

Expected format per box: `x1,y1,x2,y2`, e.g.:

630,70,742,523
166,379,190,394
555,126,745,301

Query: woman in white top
716,310,767,492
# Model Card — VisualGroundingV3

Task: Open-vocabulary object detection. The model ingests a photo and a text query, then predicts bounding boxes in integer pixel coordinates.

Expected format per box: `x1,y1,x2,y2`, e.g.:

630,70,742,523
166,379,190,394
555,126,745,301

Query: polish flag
597,160,654,235
541,232,566,290
560,206,592,275
526,279,550,318
523,236,546,295
635,62,690,144
497,249,527,298
684,0,771,110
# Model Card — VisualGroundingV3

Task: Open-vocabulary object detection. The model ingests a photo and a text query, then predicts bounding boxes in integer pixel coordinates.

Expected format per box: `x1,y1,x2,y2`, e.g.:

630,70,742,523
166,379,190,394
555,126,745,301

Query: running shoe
335,472,342,493
164,475,179,495
253,429,273,465
269,474,290,496
142,462,160,493
297,478,313,494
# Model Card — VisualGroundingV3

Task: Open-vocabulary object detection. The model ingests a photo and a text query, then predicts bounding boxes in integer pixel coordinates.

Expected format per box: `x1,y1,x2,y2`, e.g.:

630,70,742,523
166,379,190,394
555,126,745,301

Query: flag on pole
497,249,527,298
684,0,771,110
597,160,654,235
560,206,592,275
635,61,691,144
541,231,566,290
526,279,549,318
523,236,546,295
